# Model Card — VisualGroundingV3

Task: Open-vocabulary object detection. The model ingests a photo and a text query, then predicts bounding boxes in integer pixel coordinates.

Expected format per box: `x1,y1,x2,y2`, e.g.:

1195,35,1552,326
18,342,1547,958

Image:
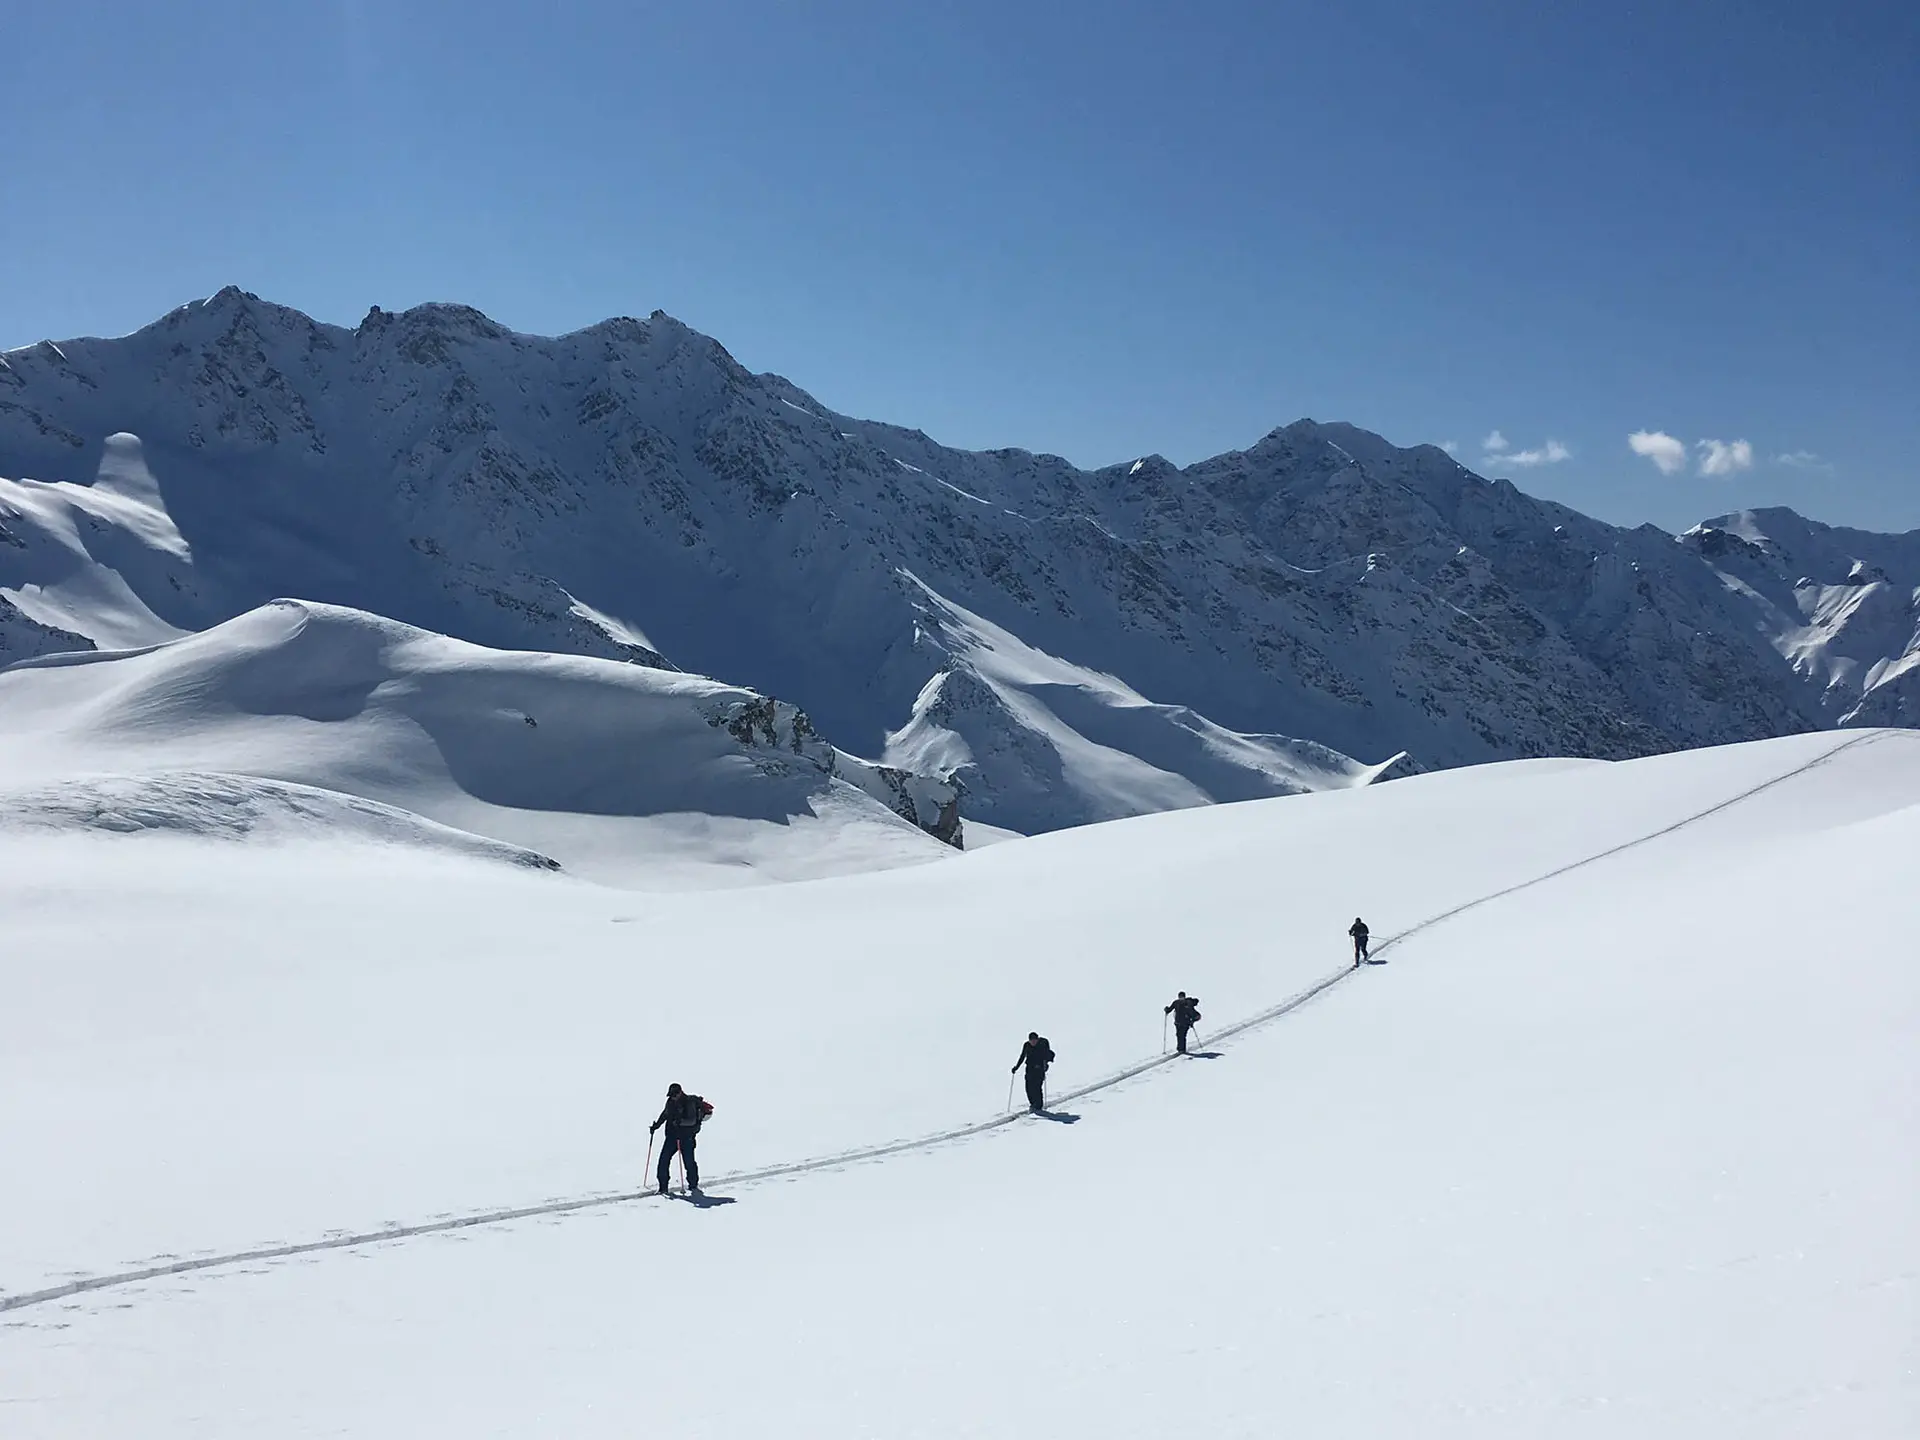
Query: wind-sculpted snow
0,769,562,867
2,292,1914,834
0,599,955,885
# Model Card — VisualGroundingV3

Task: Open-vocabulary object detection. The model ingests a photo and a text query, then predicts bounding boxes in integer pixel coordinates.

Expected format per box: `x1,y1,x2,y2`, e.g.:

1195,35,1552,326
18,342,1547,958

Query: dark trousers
1353,936,1369,963
1175,1023,1192,1054
658,1130,698,1189
1024,1068,1047,1112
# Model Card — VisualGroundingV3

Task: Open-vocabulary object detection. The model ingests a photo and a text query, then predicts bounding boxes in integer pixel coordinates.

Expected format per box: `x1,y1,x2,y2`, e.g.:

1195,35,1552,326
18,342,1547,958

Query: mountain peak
392,302,510,339
147,286,331,345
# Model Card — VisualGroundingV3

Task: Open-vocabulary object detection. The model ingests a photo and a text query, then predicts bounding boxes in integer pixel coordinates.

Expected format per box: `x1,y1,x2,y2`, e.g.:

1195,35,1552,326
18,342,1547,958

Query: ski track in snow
0,731,1888,1316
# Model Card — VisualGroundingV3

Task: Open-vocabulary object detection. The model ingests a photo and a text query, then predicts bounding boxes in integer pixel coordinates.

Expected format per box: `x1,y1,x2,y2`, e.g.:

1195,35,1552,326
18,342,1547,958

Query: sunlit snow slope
3,729,1916,1437
0,598,954,886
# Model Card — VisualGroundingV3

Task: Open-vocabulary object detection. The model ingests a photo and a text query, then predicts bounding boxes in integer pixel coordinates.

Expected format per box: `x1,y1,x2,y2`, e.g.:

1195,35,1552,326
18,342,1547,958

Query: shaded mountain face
1,289,1913,830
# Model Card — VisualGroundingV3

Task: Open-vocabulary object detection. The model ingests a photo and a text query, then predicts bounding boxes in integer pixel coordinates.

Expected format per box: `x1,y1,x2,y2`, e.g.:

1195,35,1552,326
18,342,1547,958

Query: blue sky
5,1,1915,531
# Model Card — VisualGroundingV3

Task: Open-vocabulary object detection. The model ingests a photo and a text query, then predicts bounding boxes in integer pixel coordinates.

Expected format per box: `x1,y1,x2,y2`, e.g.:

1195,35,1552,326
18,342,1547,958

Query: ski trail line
1,732,1892,1315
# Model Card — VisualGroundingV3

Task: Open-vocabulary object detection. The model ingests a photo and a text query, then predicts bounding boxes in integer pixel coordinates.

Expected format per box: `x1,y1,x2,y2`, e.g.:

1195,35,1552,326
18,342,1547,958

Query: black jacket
1165,996,1200,1027
651,1092,711,1134
1013,1037,1055,1073
1349,920,1370,941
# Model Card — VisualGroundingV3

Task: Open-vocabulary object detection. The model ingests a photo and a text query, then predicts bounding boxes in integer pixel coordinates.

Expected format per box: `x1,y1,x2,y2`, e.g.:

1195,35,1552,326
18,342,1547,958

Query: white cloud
1628,430,1688,475
1775,450,1831,472
1696,438,1754,477
1501,439,1572,467
1439,439,1460,454
1482,429,1509,453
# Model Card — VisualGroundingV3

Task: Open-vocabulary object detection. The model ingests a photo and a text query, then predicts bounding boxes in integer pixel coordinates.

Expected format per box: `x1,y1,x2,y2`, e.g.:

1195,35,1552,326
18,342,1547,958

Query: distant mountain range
3,288,1915,834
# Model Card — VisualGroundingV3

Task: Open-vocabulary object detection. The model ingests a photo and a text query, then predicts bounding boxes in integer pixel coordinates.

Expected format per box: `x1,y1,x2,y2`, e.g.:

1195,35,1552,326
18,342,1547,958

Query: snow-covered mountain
1679,508,1920,727
3,289,1914,831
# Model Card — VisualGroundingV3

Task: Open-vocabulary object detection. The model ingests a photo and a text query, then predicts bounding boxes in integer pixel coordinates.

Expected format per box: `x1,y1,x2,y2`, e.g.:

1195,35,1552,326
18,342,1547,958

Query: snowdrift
3,729,1916,1436
0,770,561,868
0,598,955,885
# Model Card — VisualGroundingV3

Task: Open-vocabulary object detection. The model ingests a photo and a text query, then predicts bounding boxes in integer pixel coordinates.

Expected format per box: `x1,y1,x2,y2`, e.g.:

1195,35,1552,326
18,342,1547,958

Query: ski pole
645,1131,655,1189
1006,1071,1016,1112
1162,1012,1168,1054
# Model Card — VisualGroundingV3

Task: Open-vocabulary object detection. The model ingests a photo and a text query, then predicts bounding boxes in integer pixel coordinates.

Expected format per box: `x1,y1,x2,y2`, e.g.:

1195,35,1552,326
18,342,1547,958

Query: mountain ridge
3,288,1915,832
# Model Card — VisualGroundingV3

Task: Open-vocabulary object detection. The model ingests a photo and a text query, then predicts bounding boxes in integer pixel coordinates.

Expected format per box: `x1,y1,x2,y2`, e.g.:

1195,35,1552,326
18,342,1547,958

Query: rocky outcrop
705,693,962,847
0,594,94,667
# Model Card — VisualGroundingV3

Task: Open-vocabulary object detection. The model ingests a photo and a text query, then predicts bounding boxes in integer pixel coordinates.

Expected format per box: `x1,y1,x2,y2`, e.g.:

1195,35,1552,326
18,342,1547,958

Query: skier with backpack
648,1082,714,1195
1349,917,1371,965
1164,992,1201,1053
1011,1032,1055,1113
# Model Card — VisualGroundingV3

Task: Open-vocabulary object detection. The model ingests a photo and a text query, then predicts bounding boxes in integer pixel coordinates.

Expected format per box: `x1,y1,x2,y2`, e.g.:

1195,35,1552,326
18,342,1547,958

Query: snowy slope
0,431,197,650
1683,507,1920,726
3,730,1916,1436
6,291,1912,833
885,574,1411,826
0,599,957,885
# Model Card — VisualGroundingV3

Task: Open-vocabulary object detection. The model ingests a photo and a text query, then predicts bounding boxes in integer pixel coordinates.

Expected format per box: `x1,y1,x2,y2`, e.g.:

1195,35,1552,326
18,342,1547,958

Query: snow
0,434,195,649
1684,509,1920,725
0,599,952,887
890,455,995,508
0,291,1916,1432
955,817,1026,847
3,728,1916,1436
886,574,1406,828
559,590,664,659
0,770,559,866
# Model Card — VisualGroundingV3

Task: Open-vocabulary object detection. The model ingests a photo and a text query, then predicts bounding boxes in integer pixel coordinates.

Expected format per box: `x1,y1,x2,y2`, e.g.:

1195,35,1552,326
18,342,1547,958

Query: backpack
674,1094,714,1131
1035,1040,1055,1067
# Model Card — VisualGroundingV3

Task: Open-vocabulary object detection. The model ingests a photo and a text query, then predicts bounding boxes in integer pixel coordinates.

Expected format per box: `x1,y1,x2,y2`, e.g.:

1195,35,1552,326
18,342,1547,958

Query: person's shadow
677,1191,738,1209
1034,1110,1082,1124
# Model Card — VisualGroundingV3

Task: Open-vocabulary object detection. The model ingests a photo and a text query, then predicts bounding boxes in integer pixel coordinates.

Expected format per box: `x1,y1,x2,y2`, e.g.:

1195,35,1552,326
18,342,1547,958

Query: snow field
0,729,1886,1290
2,730,1916,1436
